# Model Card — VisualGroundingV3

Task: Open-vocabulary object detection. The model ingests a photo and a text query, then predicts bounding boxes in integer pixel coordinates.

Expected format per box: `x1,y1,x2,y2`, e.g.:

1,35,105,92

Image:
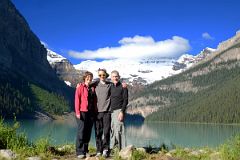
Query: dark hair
82,71,93,81
98,68,109,78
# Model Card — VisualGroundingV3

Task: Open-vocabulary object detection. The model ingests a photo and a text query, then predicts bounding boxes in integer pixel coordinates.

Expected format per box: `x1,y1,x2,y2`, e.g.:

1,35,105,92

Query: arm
121,88,128,113
90,80,99,87
118,87,128,122
118,88,128,122
75,86,81,118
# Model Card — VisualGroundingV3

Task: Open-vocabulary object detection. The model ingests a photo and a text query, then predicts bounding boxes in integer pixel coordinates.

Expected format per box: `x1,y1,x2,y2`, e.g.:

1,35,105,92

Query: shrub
219,135,240,160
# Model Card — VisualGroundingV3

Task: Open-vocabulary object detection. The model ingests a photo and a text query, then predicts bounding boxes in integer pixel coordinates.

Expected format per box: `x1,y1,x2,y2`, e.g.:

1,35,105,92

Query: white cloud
202,32,214,40
68,35,190,60
119,35,155,45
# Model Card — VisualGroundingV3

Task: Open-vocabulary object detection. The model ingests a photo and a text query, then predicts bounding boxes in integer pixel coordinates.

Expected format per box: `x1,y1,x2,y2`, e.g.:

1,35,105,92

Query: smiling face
84,75,93,86
98,70,107,81
111,72,120,84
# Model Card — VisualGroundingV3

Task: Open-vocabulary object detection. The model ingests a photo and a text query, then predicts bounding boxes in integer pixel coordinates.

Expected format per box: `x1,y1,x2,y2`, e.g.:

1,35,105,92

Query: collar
81,83,90,88
100,80,106,84
113,81,121,87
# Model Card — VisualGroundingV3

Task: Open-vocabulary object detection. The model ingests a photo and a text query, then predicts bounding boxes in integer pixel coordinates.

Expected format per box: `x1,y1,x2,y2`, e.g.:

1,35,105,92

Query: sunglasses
98,74,106,77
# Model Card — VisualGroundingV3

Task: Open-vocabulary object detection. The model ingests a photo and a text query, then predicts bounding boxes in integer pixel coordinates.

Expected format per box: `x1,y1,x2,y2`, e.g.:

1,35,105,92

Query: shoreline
5,113,240,126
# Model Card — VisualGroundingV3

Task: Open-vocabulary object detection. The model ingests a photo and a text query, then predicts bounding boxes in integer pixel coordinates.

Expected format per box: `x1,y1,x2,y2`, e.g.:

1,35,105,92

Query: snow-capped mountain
75,58,180,84
46,49,84,87
173,47,216,70
74,47,216,85
46,46,216,86
47,49,67,64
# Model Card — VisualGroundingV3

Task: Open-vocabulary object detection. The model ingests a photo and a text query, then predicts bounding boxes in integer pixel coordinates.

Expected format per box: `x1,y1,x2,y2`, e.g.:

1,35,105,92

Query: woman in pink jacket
75,71,97,159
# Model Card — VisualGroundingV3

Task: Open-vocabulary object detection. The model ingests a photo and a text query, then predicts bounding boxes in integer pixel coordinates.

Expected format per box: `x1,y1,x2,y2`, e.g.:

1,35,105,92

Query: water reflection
5,120,240,148
126,122,240,147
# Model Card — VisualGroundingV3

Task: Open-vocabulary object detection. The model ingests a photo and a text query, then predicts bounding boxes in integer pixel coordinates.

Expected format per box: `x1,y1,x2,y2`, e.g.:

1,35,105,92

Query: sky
11,0,240,64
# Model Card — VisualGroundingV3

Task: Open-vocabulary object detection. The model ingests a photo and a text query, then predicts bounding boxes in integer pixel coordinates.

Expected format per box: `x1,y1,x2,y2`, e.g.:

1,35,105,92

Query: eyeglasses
98,74,106,77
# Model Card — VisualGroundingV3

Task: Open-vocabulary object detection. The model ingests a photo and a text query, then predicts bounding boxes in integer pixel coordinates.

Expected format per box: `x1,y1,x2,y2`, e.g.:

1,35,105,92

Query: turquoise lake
5,120,240,148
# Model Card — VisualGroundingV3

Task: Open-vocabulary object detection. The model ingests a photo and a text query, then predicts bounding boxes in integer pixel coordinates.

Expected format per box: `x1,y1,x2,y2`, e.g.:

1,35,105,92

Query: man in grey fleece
94,69,111,157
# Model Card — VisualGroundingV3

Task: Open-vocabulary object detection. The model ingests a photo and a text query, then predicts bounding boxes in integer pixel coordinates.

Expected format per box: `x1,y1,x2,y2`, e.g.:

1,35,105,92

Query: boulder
0,149,16,159
165,152,172,157
26,157,41,160
136,147,146,153
183,147,191,152
210,152,221,160
190,150,200,155
119,145,135,159
169,149,177,154
160,155,177,160
57,145,72,151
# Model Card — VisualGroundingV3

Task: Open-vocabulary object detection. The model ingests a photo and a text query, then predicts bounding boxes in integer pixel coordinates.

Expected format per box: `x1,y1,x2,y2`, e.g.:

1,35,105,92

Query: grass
131,150,147,160
171,147,214,160
1,118,240,160
0,118,75,159
169,135,240,160
219,135,240,160
0,118,29,152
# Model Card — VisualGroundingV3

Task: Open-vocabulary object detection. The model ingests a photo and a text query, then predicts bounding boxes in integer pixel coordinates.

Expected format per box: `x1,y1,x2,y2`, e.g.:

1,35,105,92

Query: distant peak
46,49,66,64
204,47,216,52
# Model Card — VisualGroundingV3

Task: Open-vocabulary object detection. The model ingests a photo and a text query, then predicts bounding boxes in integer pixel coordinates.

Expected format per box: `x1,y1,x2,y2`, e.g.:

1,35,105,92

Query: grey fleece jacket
95,81,111,112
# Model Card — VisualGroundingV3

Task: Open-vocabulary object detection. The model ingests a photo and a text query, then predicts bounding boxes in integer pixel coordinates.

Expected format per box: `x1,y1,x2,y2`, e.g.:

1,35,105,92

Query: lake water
5,120,240,148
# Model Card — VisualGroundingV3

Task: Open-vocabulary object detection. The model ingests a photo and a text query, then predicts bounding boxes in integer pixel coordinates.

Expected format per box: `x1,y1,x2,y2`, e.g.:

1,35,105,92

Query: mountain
47,49,84,87
74,48,215,85
75,58,176,85
0,0,74,118
173,47,216,70
128,31,240,123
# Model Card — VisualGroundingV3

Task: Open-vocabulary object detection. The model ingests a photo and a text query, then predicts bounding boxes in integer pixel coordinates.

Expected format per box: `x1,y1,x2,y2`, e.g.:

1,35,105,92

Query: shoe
95,152,101,157
77,154,86,159
102,149,109,158
86,153,91,157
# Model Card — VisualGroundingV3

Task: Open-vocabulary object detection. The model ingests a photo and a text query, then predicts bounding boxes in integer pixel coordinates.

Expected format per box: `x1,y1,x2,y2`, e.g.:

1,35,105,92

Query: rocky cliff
47,49,84,87
0,0,74,117
0,0,73,92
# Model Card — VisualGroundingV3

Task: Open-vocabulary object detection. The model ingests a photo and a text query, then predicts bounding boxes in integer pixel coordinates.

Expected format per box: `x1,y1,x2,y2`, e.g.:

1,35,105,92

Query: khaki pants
111,109,126,150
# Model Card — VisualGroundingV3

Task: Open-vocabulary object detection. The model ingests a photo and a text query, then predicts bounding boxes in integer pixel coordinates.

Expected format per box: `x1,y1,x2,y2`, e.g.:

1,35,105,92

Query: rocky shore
0,144,225,160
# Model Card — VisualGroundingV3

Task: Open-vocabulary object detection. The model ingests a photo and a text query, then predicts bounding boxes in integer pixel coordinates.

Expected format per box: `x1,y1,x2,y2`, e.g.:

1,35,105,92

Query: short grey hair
111,70,120,76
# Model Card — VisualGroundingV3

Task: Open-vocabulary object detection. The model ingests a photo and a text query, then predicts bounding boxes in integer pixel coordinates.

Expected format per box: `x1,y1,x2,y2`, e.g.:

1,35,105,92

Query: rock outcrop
47,49,84,87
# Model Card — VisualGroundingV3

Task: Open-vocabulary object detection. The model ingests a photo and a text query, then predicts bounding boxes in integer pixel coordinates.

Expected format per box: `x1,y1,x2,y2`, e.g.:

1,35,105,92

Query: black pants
94,112,111,153
76,111,94,155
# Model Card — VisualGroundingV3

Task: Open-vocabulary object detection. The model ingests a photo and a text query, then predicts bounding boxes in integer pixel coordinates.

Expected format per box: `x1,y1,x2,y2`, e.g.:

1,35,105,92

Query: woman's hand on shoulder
122,82,128,88
76,83,81,88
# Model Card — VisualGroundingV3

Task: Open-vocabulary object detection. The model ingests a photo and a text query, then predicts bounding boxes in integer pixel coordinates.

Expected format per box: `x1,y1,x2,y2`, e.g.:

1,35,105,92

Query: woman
75,71,97,159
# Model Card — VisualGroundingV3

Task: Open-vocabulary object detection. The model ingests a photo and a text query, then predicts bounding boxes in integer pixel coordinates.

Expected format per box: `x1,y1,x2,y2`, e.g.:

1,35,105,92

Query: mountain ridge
0,0,74,118
74,47,215,85
128,31,240,123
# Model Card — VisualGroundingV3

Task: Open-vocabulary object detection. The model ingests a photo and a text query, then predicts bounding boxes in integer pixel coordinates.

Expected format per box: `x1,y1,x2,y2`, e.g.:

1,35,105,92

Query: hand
76,114,80,119
122,82,128,88
76,83,81,88
118,112,124,122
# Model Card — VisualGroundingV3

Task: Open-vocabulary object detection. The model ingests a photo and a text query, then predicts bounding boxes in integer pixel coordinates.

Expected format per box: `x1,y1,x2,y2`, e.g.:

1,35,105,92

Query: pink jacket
75,83,97,117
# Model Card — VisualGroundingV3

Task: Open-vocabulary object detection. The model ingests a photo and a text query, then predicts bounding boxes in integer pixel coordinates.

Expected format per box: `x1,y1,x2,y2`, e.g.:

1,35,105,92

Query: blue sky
12,0,240,64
